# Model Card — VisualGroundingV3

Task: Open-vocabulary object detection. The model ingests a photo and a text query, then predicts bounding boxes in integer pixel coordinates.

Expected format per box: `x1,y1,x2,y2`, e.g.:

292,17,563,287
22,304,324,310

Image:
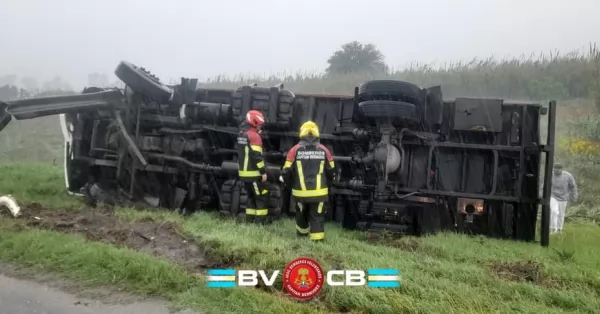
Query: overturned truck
0,61,556,246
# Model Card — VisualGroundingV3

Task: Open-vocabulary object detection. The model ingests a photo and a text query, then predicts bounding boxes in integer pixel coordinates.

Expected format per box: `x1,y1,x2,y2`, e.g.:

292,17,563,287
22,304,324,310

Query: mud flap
416,204,442,235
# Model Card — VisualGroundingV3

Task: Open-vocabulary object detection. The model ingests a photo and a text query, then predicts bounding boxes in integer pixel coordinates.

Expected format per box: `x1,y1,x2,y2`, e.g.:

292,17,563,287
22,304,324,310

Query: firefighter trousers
243,181,269,223
295,201,325,241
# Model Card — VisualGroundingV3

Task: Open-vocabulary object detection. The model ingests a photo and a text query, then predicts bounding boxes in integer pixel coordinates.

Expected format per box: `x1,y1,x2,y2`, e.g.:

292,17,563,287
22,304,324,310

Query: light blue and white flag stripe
367,269,401,288
206,269,236,288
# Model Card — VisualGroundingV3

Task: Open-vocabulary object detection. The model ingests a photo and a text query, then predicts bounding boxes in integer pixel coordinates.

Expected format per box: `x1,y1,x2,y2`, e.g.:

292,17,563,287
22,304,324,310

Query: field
1,48,600,314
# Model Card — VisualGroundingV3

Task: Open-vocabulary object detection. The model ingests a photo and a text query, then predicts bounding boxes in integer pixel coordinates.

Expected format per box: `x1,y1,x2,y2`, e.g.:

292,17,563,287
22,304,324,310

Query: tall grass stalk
199,43,600,101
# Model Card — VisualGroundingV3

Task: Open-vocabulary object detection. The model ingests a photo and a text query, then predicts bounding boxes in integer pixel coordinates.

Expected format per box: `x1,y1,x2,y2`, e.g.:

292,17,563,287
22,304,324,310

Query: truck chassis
0,61,556,246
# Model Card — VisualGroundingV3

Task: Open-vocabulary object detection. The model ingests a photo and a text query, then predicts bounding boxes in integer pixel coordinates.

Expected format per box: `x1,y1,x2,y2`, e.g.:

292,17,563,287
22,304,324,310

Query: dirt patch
2,203,219,272
364,232,423,252
489,260,562,288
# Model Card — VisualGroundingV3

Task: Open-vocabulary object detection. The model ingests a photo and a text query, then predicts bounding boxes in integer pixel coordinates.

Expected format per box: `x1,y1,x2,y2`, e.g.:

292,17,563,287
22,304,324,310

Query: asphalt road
0,273,199,314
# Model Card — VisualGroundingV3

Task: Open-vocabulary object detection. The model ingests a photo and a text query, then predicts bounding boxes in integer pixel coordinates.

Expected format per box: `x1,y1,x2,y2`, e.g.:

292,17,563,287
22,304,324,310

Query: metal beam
540,101,557,247
114,110,148,168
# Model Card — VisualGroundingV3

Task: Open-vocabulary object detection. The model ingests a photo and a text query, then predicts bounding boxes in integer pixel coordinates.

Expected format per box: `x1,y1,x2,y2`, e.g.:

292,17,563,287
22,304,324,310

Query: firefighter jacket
237,122,266,181
282,139,335,203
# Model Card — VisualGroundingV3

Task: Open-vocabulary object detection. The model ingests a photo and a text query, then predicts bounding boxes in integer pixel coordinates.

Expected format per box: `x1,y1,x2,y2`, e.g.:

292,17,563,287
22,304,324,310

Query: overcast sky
1,0,598,89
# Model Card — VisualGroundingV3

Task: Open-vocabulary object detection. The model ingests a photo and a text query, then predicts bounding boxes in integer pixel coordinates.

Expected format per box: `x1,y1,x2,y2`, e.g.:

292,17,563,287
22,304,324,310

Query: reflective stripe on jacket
237,124,265,181
282,140,335,202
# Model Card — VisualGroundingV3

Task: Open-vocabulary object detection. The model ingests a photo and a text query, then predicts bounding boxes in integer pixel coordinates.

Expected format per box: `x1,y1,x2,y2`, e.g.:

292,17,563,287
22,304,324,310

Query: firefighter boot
253,201,270,225
245,209,256,223
243,181,263,223
308,202,326,242
295,202,310,237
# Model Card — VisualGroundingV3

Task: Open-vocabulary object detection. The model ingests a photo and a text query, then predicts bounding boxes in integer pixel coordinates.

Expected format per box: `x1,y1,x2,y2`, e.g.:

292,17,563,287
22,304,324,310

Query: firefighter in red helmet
281,121,335,241
237,110,270,223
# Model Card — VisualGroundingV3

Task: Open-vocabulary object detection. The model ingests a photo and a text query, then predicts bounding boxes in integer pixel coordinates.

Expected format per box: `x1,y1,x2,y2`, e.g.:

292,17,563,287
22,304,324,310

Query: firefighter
281,121,335,242
237,110,270,223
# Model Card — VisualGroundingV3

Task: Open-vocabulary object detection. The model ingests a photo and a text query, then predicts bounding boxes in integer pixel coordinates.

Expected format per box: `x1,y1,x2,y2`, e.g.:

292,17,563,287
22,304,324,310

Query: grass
1,47,600,313
180,213,600,314
0,116,65,163
1,162,600,314
0,162,79,208
0,221,327,314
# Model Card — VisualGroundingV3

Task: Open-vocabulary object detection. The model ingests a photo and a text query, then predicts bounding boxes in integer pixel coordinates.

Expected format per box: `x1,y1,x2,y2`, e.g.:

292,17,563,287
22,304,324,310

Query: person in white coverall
547,163,578,234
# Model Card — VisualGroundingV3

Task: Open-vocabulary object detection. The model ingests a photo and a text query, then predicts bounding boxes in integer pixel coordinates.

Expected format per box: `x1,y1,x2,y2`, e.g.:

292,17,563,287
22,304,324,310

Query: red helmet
245,110,266,128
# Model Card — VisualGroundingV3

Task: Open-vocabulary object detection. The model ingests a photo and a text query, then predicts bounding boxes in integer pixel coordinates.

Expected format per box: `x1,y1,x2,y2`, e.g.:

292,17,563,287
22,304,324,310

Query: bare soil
488,260,562,289
2,203,216,272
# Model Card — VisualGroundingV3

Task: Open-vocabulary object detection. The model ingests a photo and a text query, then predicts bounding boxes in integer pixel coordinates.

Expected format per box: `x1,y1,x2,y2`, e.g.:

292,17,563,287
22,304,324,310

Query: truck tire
267,184,283,218
358,80,422,104
339,197,359,229
114,61,173,102
358,100,417,120
218,180,235,215
231,85,296,124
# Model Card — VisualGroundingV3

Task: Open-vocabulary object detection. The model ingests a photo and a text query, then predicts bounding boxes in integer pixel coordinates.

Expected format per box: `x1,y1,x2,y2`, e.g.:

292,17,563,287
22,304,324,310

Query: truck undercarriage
0,61,556,246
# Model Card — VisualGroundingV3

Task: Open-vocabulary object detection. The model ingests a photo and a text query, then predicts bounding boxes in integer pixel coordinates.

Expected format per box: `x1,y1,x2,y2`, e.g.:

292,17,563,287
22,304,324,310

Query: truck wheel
358,100,417,120
114,61,173,102
268,184,283,218
337,197,359,229
358,80,422,104
333,198,343,223
218,180,235,215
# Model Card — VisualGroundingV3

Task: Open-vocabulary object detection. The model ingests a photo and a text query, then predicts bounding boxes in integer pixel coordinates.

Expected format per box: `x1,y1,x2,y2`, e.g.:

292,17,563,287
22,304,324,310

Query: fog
1,0,599,89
